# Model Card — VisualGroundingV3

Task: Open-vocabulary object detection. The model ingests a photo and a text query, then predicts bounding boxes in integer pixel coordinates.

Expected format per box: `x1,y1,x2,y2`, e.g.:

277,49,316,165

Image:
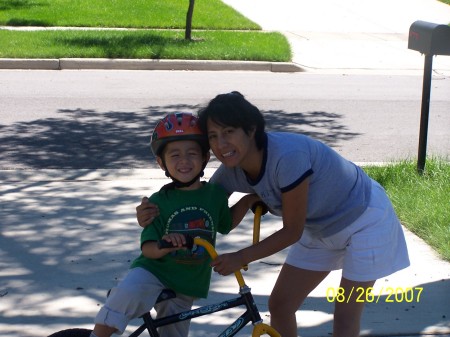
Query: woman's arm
211,178,309,275
230,194,261,229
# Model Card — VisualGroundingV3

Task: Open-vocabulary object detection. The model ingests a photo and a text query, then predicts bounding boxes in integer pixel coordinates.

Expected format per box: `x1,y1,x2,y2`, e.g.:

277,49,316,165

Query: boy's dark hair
197,91,266,150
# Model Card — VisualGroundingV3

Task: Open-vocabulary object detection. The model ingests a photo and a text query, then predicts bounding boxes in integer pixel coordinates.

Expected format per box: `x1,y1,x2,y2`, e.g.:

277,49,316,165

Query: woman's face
206,118,256,168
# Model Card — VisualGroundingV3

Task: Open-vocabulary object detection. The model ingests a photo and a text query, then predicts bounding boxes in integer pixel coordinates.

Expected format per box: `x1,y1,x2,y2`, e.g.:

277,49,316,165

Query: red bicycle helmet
151,113,209,156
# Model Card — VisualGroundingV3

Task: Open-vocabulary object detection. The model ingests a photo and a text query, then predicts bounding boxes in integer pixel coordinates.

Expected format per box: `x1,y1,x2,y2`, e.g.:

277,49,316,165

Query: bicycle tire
47,328,92,337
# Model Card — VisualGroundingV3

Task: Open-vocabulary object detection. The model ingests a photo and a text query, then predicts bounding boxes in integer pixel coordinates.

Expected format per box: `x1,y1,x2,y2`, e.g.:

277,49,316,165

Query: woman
136,92,410,337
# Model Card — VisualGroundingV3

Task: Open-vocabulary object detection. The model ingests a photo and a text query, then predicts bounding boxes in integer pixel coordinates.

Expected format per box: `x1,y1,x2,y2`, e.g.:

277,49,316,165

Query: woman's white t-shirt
210,132,372,238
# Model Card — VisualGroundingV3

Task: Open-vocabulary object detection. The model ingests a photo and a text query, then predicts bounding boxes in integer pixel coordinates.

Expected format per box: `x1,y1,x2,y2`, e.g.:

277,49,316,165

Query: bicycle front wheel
47,328,92,337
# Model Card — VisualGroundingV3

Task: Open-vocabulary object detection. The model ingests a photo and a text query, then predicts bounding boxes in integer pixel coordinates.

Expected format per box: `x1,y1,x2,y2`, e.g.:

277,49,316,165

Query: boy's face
157,140,208,187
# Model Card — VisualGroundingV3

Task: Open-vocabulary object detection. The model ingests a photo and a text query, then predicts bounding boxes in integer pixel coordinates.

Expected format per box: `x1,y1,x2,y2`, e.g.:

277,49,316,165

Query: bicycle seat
156,289,176,303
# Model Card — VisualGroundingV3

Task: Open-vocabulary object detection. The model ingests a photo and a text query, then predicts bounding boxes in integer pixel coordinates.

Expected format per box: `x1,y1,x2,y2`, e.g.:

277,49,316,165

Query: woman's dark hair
197,91,266,150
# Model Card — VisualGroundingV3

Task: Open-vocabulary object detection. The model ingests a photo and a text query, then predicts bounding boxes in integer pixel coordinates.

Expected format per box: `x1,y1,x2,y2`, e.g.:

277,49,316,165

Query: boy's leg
154,293,195,337
94,267,165,335
92,324,117,337
268,264,329,337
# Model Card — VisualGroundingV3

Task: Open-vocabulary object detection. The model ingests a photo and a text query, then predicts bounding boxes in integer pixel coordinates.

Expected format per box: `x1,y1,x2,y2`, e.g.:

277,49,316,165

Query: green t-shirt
131,182,232,298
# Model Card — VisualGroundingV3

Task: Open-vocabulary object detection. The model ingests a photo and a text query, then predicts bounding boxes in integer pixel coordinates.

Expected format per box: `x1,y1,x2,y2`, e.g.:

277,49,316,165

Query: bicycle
48,204,280,337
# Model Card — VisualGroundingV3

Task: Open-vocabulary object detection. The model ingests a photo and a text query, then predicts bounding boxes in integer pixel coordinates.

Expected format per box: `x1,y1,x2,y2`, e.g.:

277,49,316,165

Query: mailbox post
408,21,450,174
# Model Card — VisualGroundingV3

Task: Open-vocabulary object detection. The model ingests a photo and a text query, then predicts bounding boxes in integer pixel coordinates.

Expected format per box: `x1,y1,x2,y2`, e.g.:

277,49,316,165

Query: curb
0,58,304,72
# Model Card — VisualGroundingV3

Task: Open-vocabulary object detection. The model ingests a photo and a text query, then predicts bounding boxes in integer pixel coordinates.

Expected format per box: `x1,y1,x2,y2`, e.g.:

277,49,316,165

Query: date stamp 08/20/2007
326,286,424,303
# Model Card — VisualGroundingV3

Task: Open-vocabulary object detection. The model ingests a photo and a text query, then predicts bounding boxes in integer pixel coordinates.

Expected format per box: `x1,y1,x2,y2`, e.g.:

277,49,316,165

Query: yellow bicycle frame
193,205,281,337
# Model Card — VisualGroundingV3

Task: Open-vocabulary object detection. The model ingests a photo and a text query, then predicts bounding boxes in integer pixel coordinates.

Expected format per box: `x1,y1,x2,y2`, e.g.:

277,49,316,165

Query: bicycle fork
217,286,264,337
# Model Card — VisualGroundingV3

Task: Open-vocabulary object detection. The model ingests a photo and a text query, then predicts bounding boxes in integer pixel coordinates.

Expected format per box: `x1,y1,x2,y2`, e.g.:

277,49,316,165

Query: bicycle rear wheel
47,328,92,337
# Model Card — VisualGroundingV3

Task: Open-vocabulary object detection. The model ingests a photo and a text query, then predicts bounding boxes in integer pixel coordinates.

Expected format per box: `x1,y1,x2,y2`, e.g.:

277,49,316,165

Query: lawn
0,29,291,61
364,159,450,262
0,0,260,29
0,0,292,61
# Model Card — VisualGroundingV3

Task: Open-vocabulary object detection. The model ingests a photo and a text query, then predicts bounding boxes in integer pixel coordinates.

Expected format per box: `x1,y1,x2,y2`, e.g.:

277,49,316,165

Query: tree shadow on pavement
1,102,448,336
0,177,153,336
0,102,360,336
1,190,449,337
0,103,359,171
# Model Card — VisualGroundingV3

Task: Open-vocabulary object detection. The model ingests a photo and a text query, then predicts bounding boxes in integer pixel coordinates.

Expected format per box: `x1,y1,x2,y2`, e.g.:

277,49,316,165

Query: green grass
0,0,260,29
0,0,292,61
0,29,291,61
364,159,450,261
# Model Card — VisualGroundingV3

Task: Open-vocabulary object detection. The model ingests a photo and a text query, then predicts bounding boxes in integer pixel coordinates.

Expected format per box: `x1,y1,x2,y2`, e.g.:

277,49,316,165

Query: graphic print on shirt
165,206,215,264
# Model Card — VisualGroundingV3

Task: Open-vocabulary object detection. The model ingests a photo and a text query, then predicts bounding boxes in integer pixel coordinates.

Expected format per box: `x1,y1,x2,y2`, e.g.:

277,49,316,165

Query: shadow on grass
0,0,48,11
54,33,188,59
0,29,290,61
0,104,360,170
6,18,51,26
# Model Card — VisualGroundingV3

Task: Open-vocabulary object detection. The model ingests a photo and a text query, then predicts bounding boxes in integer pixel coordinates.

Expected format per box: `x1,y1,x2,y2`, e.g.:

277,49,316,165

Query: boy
91,113,258,337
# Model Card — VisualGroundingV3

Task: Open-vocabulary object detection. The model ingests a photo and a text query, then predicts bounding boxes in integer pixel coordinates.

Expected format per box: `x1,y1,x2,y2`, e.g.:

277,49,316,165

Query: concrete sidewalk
1,168,449,337
222,0,450,74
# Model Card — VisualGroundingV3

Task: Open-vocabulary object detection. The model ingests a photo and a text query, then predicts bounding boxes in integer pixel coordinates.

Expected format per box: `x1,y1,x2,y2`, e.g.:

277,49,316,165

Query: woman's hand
214,179,309,276
211,251,245,276
136,197,160,228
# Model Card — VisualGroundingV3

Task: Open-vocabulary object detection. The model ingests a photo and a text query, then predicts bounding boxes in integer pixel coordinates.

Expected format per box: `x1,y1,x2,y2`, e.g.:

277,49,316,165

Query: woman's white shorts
285,181,410,282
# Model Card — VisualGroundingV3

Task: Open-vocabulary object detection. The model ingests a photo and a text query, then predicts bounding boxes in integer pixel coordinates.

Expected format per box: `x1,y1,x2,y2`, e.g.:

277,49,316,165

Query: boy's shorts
94,267,194,336
285,181,410,282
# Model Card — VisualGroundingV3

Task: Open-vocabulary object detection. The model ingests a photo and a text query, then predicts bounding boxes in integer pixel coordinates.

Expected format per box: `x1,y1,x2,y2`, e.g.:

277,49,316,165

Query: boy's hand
160,233,188,250
136,197,160,228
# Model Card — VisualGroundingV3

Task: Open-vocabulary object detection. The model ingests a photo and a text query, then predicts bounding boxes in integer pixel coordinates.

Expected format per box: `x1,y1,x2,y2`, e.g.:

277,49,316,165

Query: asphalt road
1,70,449,169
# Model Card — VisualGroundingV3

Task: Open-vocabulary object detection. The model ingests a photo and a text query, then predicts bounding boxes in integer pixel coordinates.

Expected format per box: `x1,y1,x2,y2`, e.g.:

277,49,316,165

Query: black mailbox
408,20,450,173
408,20,450,55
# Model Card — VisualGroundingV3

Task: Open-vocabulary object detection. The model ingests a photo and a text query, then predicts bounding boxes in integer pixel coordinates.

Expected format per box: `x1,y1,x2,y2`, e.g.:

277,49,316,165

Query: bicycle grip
251,201,268,215
157,234,194,250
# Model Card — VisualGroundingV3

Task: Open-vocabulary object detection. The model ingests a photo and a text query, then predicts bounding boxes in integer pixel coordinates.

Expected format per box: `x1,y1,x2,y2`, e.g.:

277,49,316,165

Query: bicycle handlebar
156,206,281,337
157,202,268,287
157,235,246,287
157,235,194,250
251,201,268,216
